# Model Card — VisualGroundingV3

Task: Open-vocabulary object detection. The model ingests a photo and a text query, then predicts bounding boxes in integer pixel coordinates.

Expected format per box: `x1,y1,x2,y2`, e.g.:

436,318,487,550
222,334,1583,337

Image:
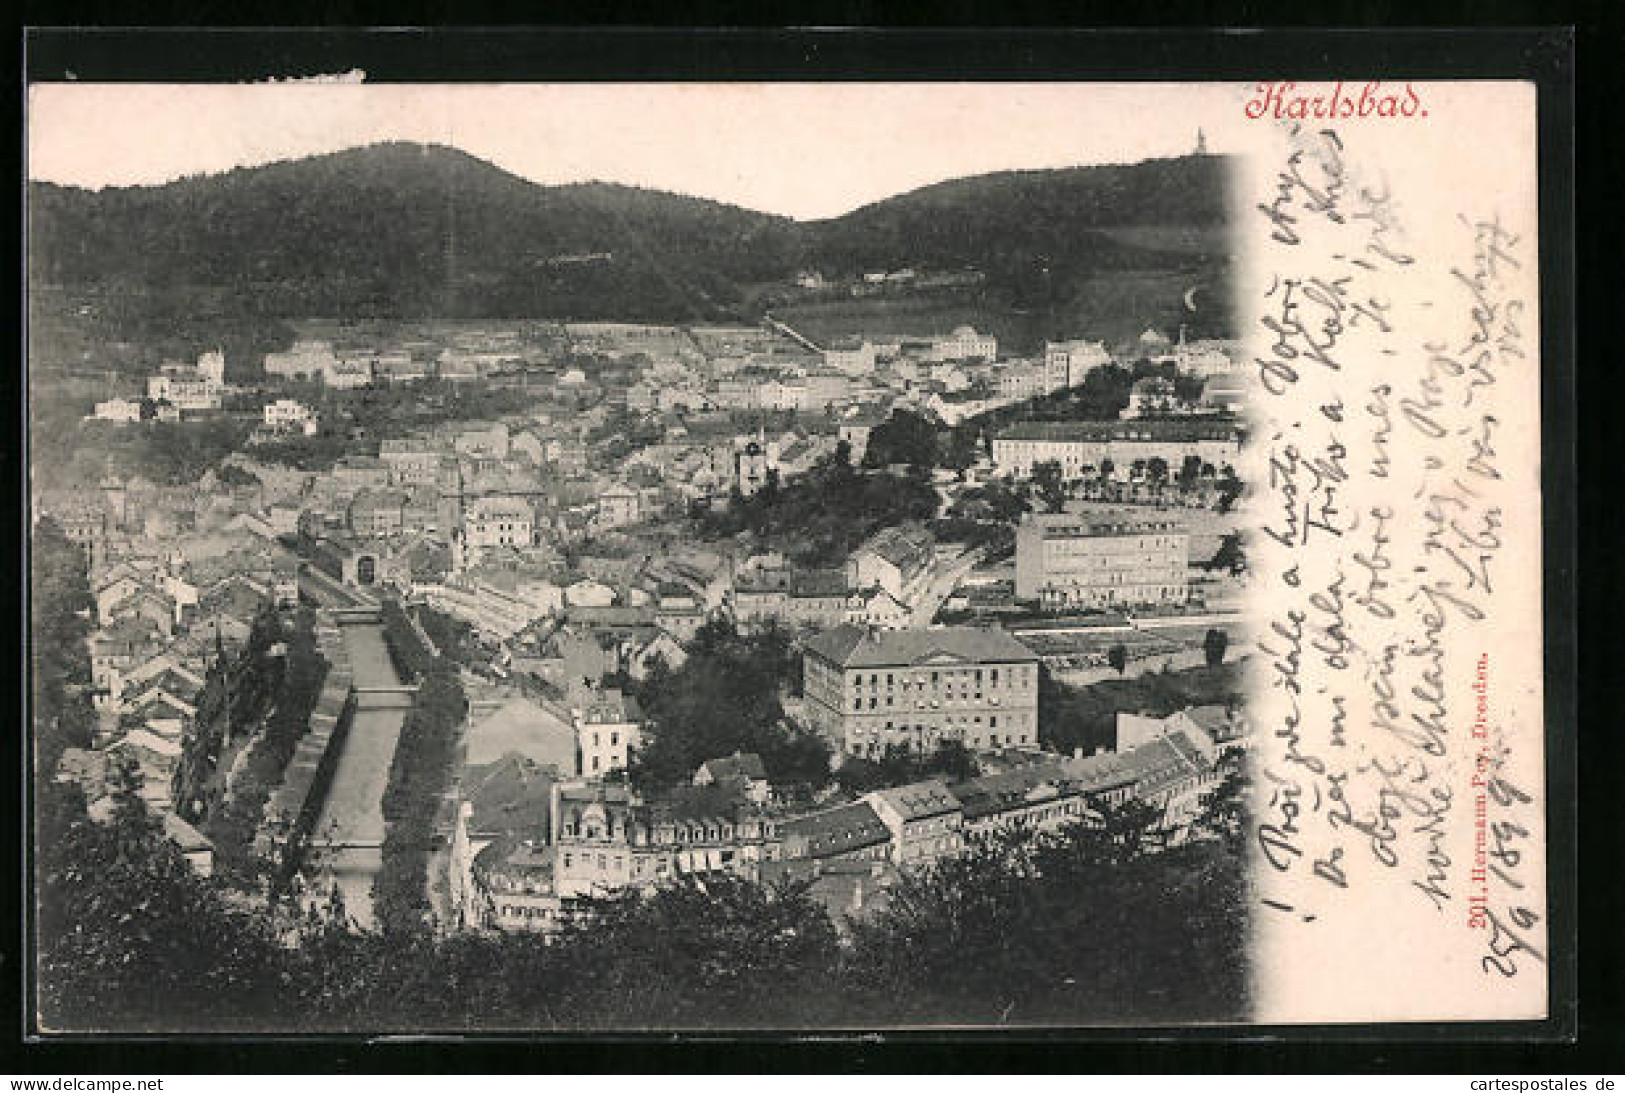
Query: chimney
851,879,864,913
1073,747,1083,760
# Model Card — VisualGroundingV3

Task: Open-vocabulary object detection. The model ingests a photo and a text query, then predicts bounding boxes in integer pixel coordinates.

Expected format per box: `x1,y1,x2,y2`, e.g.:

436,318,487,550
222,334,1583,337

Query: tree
1176,454,1203,491
1146,456,1169,487
216,463,261,488
1107,644,1128,675
1215,465,1243,513
844,819,1247,1025
627,618,817,790
1031,459,1067,513
35,765,287,1031
1194,752,1246,850
1173,373,1206,404
552,873,843,1028
862,408,940,469
30,517,96,785
939,429,978,478
835,739,980,795
1203,628,1229,669
1206,532,1245,576
374,661,466,935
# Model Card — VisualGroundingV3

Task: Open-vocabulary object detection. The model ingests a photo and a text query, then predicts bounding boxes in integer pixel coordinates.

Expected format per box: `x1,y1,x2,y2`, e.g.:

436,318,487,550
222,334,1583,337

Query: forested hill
806,154,1233,276
28,142,1234,327
28,142,801,323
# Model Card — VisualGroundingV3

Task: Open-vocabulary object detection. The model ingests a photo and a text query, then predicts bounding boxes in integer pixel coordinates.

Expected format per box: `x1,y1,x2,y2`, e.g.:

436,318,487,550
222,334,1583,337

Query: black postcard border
7,22,1600,1075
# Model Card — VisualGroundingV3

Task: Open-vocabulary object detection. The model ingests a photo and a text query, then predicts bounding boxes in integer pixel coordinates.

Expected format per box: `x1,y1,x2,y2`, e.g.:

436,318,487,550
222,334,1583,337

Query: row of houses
49,521,313,879
457,702,1238,935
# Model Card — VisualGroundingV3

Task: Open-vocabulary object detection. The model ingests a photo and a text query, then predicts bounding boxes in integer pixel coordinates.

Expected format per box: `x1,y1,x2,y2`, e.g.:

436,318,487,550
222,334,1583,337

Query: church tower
100,471,127,531
1195,128,1209,155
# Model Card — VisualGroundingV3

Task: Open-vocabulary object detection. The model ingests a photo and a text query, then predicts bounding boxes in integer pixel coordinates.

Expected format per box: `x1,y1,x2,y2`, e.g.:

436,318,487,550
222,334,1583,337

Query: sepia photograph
24,46,1555,1039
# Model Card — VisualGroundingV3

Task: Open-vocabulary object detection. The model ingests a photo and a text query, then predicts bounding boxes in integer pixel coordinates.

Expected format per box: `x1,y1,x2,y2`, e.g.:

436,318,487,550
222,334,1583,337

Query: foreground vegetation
372,663,466,934
1038,659,1245,758
35,769,1246,1032
32,528,1249,1032
627,618,828,792
691,446,939,567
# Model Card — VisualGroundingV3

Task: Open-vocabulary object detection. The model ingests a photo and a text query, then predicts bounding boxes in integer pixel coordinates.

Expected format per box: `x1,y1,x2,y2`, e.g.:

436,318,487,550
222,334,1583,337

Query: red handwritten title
1246,81,1427,121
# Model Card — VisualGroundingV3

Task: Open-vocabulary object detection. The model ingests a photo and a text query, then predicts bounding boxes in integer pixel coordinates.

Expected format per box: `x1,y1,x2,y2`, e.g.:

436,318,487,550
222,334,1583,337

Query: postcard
24,57,1561,1033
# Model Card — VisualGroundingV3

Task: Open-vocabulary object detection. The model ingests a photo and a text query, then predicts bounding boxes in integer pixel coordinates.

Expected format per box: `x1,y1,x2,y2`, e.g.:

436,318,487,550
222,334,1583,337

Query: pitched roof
790,568,847,598
647,783,754,825
122,686,196,719
995,420,1239,443
578,688,643,725
781,800,890,858
56,747,110,794
867,779,961,822
855,524,934,572
1177,704,1231,736
801,625,1037,669
1062,732,1212,798
108,729,182,757
698,751,768,785
951,765,1081,821
163,811,212,853
463,752,555,840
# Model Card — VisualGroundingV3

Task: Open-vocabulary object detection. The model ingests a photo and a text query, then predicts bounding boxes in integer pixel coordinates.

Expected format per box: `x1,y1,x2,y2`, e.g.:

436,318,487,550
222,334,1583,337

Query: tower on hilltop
1194,128,1208,155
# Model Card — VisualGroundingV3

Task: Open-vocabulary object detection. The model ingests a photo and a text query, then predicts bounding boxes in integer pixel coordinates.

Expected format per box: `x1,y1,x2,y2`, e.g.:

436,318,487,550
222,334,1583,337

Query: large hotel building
991,419,1242,479
1014,513,1189,609
802,626,1040,759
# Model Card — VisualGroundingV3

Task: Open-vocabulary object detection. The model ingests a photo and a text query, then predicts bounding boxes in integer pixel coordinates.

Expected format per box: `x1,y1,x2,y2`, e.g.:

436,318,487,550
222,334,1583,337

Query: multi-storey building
1043,339,1113,391
733,433,779,498
50,498,111,569
146,363,222,412
573,687,644,778
952,766,1097,841
778,800,892,862
996,360,1054,401
549,781,784,899
346,488,406,539
930,325,997,362
1174,337,1242,377
263,398,318,434
802,625,1040,758
263,340,339,381
596,484,640,528
196,349,226,387
463,495,534,550
93,398,145,423
862,780,965,866
377,440,443,487
990,419,1242,480
1121,376,1191,419
846,524,934,602
824,340,877,375
1014,512,1189,608
836,410,887,464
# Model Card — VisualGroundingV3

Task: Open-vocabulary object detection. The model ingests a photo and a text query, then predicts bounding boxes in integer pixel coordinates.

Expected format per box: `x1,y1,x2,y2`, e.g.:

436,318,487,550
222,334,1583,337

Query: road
309,620,407,929
905,546,985,627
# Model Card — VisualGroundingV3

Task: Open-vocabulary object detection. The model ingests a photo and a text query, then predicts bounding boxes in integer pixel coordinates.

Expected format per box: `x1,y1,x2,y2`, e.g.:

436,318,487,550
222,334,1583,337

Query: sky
27,82,1252,221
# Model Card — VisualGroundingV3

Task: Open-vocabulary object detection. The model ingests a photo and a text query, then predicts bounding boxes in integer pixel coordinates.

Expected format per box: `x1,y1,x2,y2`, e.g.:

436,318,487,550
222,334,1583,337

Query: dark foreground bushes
36,772,1248,1032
